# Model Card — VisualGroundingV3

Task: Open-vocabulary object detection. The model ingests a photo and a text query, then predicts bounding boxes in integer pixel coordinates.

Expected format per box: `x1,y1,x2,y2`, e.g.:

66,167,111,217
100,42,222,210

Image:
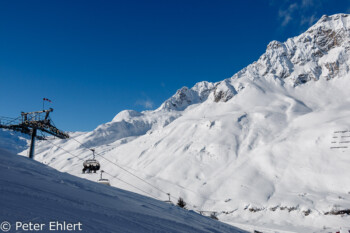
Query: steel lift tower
0,108,69,159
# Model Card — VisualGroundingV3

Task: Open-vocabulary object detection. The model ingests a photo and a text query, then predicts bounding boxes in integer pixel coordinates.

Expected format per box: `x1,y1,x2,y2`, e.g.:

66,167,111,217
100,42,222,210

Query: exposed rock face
236,13,350,86
212,80,237,102
159,81,215,110
160,14,350,111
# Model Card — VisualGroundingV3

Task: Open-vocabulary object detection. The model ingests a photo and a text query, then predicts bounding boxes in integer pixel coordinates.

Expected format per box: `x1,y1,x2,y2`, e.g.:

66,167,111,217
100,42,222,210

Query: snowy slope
0,129,28,154
4,13,350,233
0,149,245,233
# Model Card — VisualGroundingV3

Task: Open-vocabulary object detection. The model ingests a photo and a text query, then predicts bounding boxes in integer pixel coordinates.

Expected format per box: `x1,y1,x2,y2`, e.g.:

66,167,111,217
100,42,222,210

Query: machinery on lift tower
82,149,100,173
0,108,69,159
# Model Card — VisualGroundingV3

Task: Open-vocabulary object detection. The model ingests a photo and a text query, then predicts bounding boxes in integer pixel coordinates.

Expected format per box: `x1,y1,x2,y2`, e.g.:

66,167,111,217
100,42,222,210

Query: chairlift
82,149,100,173
98,170,110,186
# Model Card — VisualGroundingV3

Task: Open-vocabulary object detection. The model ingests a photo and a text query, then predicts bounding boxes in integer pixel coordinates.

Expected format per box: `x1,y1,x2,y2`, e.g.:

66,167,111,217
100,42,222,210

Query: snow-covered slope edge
0,149,246,233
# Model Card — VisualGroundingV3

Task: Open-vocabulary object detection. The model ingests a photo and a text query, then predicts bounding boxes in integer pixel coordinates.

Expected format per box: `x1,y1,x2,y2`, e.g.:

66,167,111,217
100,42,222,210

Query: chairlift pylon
164,193,173,204
98,170,110,186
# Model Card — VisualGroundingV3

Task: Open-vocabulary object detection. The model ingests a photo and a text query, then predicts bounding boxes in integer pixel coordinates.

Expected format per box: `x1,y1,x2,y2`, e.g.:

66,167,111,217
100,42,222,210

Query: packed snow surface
0,148,245,233
3,13,350,233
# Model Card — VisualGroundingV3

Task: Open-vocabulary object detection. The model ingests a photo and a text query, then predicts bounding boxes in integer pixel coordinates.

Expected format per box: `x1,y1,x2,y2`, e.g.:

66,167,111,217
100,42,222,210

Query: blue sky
1,0,349,131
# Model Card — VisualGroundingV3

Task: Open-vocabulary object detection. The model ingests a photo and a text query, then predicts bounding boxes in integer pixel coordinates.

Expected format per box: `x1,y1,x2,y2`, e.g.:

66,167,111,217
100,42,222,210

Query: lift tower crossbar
0,108,69,159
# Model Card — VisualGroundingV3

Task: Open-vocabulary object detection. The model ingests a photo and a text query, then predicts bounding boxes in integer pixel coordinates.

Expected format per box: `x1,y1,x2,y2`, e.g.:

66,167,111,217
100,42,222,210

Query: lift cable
69,136,172,198
40,133,161,201
69,136,220,204
103,170,159,200
47,135,206,210
73,137,211,209
43,137,85,162
99,153,170,196
48,136,222,213
69,136,94,151
1,111,206,210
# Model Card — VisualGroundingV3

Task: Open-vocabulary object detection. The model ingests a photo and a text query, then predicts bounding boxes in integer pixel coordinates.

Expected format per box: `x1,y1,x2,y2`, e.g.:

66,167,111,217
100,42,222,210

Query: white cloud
275,0,330,28
301,14,317,26
280,12,292,26
135,100,154,109
301,0,313,8
278,3,298,26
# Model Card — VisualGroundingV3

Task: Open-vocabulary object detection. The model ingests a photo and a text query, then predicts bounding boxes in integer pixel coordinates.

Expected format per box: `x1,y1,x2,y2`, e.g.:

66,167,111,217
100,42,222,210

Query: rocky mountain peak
233,13,350,86
160,14,350,111
159,81,215,111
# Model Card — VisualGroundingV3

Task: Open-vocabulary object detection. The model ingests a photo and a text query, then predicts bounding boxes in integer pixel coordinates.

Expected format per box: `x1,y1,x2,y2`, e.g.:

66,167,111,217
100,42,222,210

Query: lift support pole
28,128,37,159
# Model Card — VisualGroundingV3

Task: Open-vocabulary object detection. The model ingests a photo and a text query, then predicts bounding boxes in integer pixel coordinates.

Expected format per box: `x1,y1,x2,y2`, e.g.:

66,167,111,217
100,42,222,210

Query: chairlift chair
82,149,100,173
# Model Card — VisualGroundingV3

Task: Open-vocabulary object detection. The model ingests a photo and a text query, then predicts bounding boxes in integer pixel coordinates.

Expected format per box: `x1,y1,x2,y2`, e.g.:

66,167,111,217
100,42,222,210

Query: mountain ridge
7,13,350,232
156,13,350,113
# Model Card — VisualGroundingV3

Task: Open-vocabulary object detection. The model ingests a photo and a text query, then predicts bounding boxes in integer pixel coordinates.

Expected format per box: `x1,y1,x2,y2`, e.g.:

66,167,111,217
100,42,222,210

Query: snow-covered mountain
4,13,350,232
0,148,245,233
